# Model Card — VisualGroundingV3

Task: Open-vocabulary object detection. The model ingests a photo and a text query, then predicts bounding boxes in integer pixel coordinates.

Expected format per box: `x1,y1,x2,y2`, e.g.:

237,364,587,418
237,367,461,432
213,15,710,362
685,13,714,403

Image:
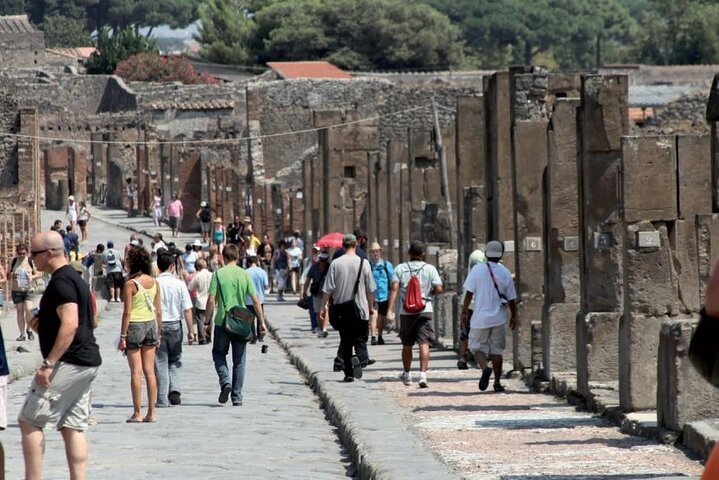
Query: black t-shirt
39,265,102,367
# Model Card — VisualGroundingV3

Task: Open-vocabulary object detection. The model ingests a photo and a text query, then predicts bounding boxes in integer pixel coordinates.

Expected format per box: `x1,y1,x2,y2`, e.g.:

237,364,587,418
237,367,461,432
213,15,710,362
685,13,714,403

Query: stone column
542,98,581,380
576,74,629,399
620,135,678,411
510,67,549,371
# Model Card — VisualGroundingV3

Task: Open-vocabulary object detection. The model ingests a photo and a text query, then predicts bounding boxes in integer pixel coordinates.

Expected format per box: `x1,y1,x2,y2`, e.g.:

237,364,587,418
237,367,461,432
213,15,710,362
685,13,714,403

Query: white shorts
468,324,506,356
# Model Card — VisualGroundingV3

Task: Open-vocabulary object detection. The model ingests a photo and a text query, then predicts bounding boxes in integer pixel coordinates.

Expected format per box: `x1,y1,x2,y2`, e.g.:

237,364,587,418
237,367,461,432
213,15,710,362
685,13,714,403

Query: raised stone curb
267,319,459,480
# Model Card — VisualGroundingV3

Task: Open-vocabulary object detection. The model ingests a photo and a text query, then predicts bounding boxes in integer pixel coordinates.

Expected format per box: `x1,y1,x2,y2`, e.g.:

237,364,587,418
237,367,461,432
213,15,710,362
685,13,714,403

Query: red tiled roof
267,61,351,80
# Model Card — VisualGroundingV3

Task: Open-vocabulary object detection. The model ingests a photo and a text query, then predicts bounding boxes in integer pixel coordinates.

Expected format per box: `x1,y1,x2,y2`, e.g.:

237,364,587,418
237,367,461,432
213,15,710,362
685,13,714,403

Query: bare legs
61,428,88,480
16,299,32,340
20,420,43,480
401,343,430,372
473,351,503,386
126,345,157,421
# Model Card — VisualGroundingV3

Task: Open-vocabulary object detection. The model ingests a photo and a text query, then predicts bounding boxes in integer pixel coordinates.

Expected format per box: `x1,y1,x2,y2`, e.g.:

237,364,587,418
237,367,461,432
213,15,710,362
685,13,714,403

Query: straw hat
214,217,222,223
369,242,381,251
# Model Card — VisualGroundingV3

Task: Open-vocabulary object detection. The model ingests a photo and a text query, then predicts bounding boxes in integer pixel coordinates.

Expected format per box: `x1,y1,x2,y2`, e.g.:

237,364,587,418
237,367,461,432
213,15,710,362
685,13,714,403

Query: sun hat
214,217,222,223
369,242,381,251
193,239,203,247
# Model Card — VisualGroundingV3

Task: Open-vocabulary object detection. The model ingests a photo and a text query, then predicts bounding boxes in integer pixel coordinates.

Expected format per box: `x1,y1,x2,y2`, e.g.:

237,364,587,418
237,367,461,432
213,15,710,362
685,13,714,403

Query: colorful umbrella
315,232,345,249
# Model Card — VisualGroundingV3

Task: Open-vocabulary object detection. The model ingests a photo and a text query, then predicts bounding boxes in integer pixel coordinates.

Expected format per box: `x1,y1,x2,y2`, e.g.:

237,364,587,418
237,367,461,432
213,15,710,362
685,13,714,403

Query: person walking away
332,229,369,260
369,242,394,346
152,188,163,227
118,246,161,422
245,255,268,341
304,251,330,337
207,245,223,272
387,240,443,388
287,239,303,295
460,240,517,392
155,253,195,407
196,201,212,244
19,231,101,480
187,258,213,344
258,234,275,292
9,244,41,341
457,249,487,370
300,246,320,333
166,194,184,238
319,233,376,382
66,195,78,229
65,225,80,255
273,240,290,301
77,201,91,243
212,217,226,252
89,243,105,292
103,241,124,303
125,178,135,218
205,244,266,406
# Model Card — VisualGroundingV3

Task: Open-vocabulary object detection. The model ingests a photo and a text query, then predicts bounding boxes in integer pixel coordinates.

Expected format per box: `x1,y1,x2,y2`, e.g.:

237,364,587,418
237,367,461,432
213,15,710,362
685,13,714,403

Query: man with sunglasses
18,231,101,480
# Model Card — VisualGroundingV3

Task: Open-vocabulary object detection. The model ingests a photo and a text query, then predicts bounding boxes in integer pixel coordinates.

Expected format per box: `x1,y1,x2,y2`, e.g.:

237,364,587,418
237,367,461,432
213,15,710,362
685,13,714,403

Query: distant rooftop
46,47,96,61
629,84,703,107
0,14,37,34
267,61,351,80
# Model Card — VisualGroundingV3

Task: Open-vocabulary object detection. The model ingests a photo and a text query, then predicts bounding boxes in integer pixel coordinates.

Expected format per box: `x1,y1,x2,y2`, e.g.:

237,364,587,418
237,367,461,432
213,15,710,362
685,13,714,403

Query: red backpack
403,263,426,314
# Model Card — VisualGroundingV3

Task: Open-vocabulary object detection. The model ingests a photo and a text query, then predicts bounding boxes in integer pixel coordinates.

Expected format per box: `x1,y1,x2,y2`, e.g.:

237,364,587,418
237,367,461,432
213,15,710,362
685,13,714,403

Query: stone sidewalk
267,301,704,480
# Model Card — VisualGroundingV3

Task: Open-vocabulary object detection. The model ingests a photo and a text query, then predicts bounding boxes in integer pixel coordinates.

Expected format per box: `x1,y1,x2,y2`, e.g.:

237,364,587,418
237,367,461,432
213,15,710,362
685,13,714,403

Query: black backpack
200,207,211,222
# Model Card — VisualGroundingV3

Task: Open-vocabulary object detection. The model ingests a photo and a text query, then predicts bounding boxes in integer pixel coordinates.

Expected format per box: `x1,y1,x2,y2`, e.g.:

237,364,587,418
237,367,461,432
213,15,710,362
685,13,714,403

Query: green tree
42,15,92,47
0,0,26,15
194,0,255,64
85,26,156,74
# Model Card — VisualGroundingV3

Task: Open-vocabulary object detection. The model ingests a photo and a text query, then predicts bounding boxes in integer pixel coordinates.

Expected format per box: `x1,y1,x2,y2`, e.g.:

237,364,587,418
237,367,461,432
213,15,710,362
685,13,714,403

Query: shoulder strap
486,263,507,301
352,258,364,297
383,261,390,283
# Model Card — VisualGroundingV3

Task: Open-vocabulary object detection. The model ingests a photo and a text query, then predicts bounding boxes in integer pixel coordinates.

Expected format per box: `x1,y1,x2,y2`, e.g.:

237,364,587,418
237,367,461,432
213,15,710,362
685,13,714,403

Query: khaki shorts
18,362,98,431
468,324,507,356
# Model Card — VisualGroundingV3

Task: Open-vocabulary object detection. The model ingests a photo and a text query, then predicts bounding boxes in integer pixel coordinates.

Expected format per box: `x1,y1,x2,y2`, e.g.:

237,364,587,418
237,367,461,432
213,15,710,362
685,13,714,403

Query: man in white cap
460,240,517,392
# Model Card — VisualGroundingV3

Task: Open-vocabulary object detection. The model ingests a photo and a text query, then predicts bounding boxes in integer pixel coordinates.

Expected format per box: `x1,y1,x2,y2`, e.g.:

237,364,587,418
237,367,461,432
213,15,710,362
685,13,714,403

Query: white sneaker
418,372,428,389
401,371,412,386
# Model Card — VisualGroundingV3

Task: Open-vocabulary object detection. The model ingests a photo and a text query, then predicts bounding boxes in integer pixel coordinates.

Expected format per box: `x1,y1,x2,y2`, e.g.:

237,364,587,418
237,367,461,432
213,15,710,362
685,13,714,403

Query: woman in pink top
166,194,184,238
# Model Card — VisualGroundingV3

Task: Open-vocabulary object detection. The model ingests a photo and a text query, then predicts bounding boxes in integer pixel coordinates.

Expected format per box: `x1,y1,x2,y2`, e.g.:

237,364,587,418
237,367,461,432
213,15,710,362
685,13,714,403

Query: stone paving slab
266,301,704,480
3,301,356,479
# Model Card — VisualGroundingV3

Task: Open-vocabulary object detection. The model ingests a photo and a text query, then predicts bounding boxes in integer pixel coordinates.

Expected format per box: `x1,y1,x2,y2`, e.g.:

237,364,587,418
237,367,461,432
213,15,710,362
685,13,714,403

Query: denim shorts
12,291,31,305
126,320,158,350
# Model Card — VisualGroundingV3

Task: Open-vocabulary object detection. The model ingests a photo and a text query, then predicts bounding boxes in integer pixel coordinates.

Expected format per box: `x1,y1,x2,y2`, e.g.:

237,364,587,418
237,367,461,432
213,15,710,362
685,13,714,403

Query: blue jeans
156,321,182,406
308,298,318,331
212,325,247,404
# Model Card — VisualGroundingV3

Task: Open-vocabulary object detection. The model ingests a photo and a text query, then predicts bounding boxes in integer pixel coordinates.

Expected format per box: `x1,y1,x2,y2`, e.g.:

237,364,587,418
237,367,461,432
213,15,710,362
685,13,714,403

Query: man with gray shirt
103,241,124,303
320,233,376,382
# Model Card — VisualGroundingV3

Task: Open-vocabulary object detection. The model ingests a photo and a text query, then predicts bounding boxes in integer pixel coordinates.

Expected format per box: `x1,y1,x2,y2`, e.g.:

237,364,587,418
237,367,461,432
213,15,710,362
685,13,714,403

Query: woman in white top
77,200,91,243
66,195,78,228
287,239,303,295
152,188,163,227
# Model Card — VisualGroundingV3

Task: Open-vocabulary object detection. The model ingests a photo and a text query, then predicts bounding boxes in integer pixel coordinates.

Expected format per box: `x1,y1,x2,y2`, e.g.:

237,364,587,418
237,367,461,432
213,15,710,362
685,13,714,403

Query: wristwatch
40,359,54,369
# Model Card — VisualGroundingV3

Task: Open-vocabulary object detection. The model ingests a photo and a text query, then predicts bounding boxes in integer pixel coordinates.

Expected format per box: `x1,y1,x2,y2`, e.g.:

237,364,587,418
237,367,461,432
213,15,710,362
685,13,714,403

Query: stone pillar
576,74,629,399
510,67,549,371
302,154,313,251
387,139,407,265
484,72,515,271
455,95,487,284
620,136,678,411
542,98,581,380
18,108,40,234
658,318,719,431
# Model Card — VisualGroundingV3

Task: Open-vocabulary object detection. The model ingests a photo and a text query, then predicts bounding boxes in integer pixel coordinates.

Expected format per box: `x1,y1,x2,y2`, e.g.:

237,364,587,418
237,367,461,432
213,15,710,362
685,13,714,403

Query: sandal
493,384,506,393
26,330,34,341
16,335,26,342
126,416,142,423
142,416,157,423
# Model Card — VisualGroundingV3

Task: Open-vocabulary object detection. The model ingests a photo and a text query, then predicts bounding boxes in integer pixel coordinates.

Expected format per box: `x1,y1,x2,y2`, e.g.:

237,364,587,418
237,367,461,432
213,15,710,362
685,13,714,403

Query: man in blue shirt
369,242,394,346
245,255,269,341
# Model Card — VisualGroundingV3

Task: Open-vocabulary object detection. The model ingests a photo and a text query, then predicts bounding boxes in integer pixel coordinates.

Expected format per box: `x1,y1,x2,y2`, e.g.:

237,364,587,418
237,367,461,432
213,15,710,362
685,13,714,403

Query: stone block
621,136,677,223
433,292,456,341
684,419,719,460
671,219,701,313
542,302,579,380
313,110,355,128
576,312,619,398
677,135,712,219
531,321,542,371
619,313,663,411
580,75,629,153
659,318,719,432
624,222,678,316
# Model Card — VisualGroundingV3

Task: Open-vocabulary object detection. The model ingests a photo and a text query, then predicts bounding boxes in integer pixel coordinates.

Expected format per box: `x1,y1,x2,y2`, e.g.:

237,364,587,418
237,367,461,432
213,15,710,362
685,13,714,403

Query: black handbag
215,269,255,342
328,258,364,330
296,297,309,310
688,308,719,387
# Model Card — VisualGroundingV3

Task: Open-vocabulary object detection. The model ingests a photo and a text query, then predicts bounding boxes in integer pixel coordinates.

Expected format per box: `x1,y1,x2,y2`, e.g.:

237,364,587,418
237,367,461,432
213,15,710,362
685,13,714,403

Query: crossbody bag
215,268,255,342
487,263,508,306
328,258,365,330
